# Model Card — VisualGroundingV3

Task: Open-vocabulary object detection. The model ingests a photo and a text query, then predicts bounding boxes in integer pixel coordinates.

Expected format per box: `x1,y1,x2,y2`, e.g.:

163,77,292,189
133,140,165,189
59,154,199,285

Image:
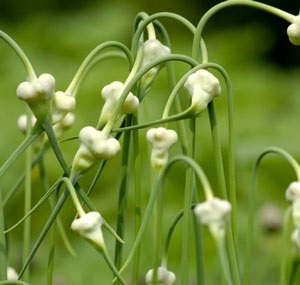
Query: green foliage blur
1,0,300,284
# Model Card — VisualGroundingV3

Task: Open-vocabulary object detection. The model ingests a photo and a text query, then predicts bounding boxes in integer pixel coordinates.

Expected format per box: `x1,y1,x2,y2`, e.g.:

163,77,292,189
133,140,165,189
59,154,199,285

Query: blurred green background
1,0,300,284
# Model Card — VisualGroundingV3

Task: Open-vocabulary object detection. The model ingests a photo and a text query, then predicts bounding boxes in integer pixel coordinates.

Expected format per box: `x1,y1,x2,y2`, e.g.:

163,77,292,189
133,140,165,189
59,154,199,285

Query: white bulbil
53,112,75,137
140,39,171,88
146,127,178,169
145,266,176,285
17,73,55,103
286,181,300,201
141,39,170,68
194,197,231,237
79,126,120,159
52,91,76,124
100,81,139,124
16,73,56,120
17,114,37,133
184,69,221,114
71,211,104,249
287,14,300,46
7,267,19,280
72,126,120,174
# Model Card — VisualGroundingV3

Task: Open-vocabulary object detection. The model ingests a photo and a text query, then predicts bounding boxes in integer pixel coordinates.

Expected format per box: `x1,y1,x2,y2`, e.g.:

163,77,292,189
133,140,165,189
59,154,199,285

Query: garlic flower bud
17,114,37,134
184,69,221,114
286,181,300,201
194,198,231,238
145,266,176,285
71,211,105,249
99,81,139,125
52,91,76,124
72,126,120,173
7,267,19,280
16,73,55,120
287,13,300,46
146,127,178,169
140,39,171,88
53,112,75,138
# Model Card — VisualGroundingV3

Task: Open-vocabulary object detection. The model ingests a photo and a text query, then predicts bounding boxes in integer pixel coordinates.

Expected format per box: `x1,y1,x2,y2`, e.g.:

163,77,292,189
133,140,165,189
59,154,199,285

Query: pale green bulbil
99,81,139,125
145,266,176,285
16,73,55,102
140,39,171,89
16,73,56,121
53,112,75,138
286,181,300,201
52,91,76,124
146,127,178,169
7,266,18,281
79,126,120,159
141,39,170,68
72,126,120,174
71,211,105,250
194,197,231,238
184,69,221,114
17,114,37,133
287,14,300,45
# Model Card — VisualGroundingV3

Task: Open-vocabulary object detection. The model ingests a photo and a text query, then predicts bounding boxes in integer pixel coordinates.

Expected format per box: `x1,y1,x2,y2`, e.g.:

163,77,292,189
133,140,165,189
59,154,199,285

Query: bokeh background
1,0,300,284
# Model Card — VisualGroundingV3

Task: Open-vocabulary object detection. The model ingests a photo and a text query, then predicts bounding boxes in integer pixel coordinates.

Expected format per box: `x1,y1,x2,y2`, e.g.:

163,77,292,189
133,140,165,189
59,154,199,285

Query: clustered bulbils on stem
184,69,221,115
71,126,121,179
16,73,76,125
146,127,178,170
286,181,300,251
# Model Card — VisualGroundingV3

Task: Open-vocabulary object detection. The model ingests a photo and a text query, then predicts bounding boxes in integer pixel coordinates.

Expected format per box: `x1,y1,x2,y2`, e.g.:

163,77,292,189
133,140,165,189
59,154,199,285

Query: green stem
60,177,84,217
0,30,36,80
0,281,31,285
41,119,70,175
36,160,57,285
181,118,197,285
190,119,206,285
66,41,133,96
38,159,76,256
47,215,57,285
280,207,293,285
192,0,295,60
0,182,7,280
131,115,142,285
207,102,227,198
102,249,128,285
0,125,43,178
22,109,33,282
207,102,240,285
18,189,69,279
216,235,233,285
181,167,194,285
131,12,196,56
113,108,192,133
114,116,133,269
117,170,162,276
192,208,205,285
151,171,163,285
